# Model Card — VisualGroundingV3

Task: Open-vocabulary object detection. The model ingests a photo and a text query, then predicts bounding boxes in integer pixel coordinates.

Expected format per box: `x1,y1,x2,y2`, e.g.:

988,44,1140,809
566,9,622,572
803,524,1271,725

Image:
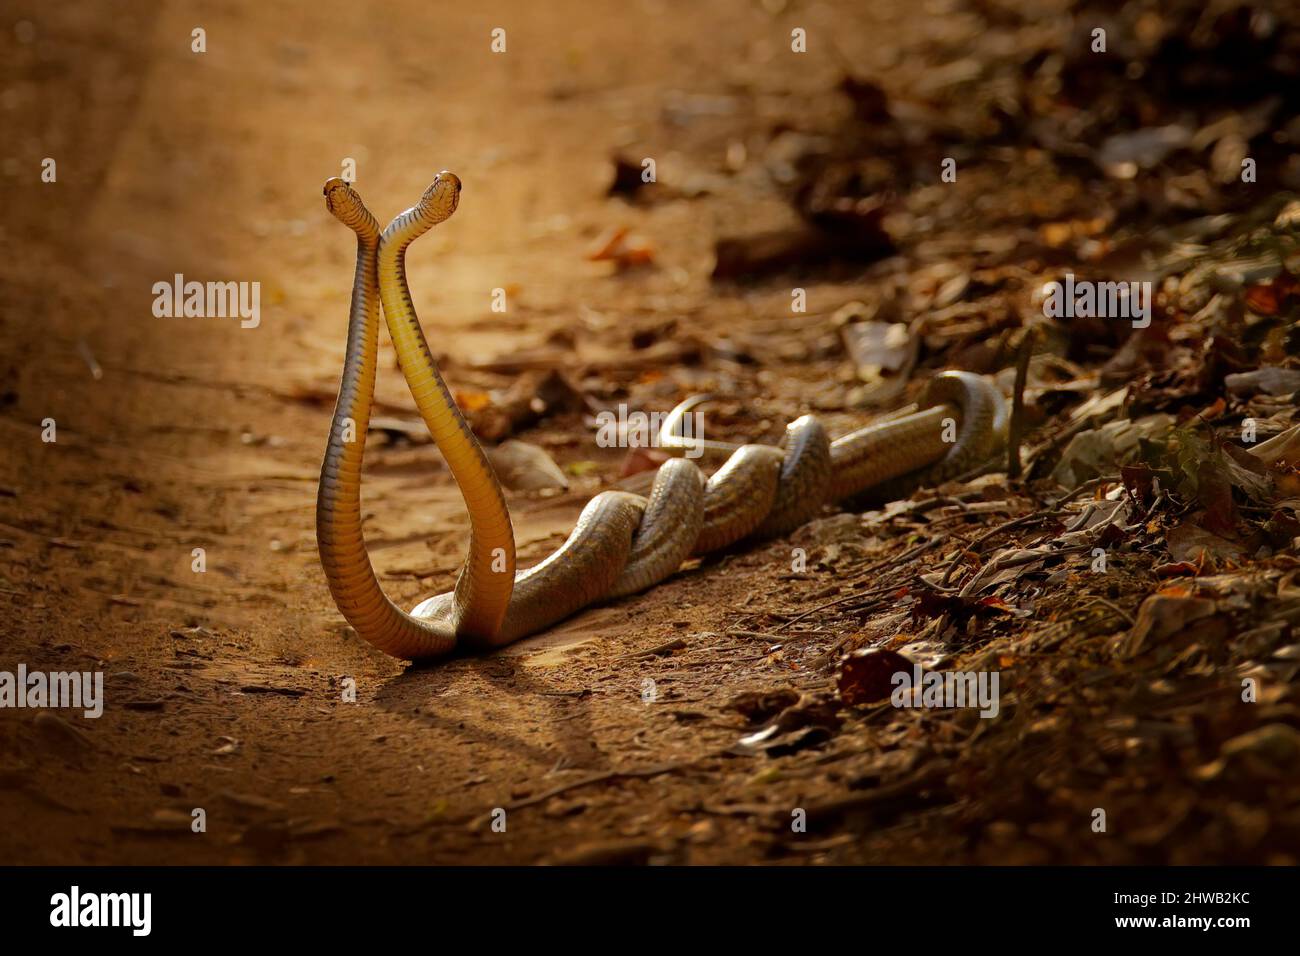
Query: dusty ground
2,0,1299,864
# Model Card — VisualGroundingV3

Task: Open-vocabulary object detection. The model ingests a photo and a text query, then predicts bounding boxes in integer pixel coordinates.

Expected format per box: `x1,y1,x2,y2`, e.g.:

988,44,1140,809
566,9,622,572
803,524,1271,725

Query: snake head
323,176,355,210
323,178,379,239
418,171,462,224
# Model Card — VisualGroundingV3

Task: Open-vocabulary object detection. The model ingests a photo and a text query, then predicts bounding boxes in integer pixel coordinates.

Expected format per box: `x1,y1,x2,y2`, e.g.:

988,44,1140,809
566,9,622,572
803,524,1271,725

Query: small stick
1050,474,1120,509
939,510,1045,587
617,637,687,660
76,339,103,381
726,629,830,642
502,753,719,811
774,554,934,631
1007,328,1035,480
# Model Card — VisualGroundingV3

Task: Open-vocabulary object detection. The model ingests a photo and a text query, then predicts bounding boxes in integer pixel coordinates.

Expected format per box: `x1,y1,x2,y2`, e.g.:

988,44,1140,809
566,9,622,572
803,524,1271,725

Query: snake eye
436,170,462,194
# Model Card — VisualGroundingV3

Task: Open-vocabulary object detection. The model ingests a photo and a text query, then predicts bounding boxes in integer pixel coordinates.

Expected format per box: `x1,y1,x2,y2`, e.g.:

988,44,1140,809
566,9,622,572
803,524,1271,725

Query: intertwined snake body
317,175,1007,661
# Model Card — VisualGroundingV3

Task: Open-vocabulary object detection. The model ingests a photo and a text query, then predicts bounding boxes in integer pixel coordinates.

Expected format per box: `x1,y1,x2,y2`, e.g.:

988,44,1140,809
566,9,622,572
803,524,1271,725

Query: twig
617,637,688,660
1021,416,1093,477
726,629,830,642
774,558,930,631
1049,474,1120,509
502,753,718,811
1080,597,1135,627
1007,328,1035,480
935,475,1122,590
939,510,1047,587
799,763,953,825
741,503,1001,634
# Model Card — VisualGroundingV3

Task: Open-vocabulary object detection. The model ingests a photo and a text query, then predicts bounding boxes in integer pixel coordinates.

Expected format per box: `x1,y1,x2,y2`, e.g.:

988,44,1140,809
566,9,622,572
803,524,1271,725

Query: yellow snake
317,175,1007,661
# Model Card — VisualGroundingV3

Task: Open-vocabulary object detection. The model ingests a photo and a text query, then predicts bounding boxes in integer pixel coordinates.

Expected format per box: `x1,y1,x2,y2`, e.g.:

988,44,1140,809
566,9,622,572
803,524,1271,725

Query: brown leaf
837,647,914,706
1166,520,1247,563
1116,593,1218,660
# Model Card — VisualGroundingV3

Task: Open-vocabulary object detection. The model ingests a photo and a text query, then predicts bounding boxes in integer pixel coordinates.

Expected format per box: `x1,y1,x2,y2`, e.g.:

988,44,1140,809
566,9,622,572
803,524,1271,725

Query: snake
316,174,1008,662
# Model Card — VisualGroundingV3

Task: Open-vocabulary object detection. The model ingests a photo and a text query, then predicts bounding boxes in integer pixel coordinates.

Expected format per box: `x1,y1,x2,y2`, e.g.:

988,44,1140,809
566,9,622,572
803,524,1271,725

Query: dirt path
4,0,1298,865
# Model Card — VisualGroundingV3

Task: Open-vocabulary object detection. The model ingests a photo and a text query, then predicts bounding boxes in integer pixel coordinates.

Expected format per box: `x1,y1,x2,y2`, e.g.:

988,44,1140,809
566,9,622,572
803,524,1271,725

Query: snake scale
317,174,1008,661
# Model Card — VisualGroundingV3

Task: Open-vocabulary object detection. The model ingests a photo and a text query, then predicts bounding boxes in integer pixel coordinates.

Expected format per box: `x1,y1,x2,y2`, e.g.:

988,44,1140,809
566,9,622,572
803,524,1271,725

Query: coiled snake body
317,175,1007,661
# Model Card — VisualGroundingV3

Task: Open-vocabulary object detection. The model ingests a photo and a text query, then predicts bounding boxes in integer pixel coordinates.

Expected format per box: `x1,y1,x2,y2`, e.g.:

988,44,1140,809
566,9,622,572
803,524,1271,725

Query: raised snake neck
317,176,1008,662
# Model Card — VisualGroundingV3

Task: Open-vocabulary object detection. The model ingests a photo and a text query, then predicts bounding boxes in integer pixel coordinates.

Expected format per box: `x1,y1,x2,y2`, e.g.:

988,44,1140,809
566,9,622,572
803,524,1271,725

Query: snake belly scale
316,175,1008,661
